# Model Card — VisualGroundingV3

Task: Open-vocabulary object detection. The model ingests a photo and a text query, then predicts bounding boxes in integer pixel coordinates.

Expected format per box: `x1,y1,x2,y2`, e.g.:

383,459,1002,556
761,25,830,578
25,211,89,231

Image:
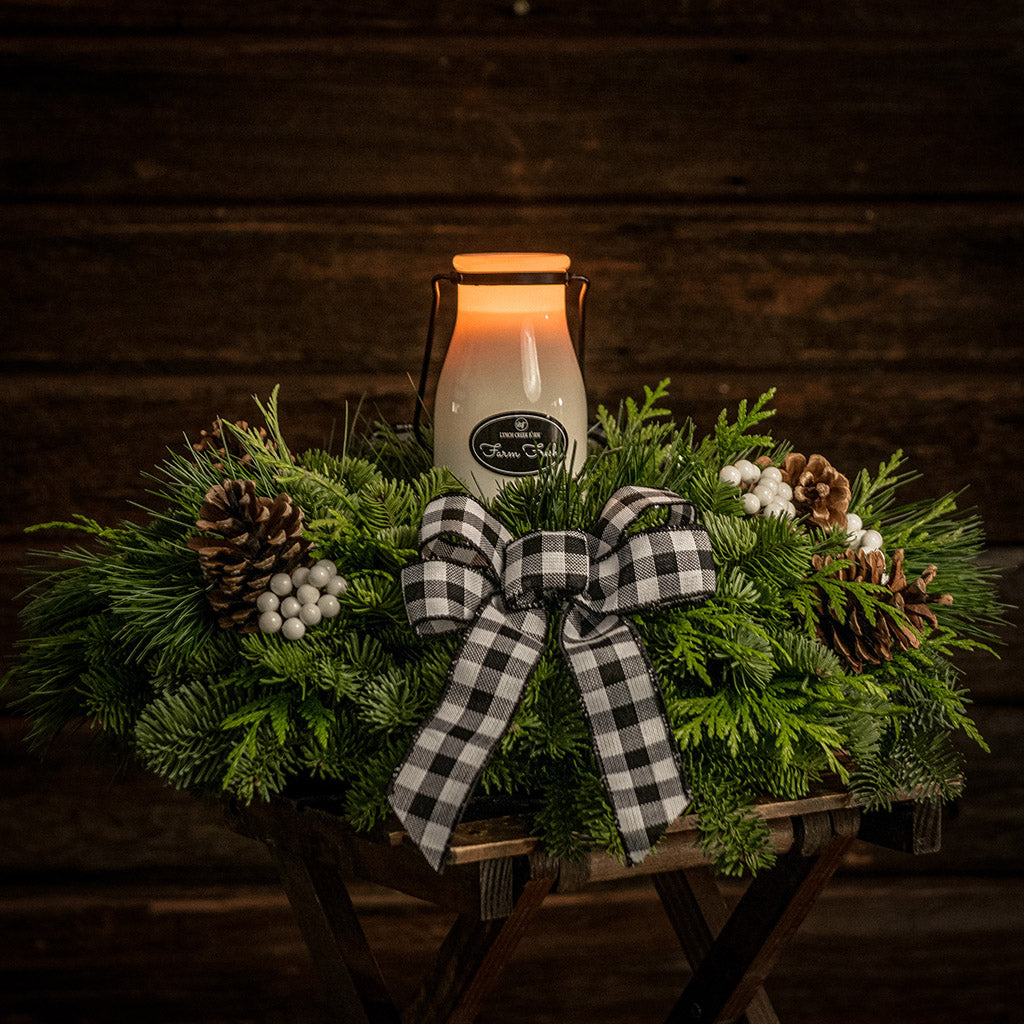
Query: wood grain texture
3,204,1020,544
2,703,1021,880
1,366,1020,542
1,9,1021,1013
2,36,1022,203
3,203,1022,375
2,1,1023,36
1,877,1021,1024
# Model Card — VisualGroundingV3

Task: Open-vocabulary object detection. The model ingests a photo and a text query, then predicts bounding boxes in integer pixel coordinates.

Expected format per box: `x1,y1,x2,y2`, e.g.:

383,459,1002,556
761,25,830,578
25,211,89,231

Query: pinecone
780,452,851,531
188,479,311,632
192,419,280,471
811,548,953,673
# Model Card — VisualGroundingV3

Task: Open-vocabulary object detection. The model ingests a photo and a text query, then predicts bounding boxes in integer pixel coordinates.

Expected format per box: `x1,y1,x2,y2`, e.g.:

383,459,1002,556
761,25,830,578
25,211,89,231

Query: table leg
403,873,555,1024
663,809,860,1024
654,867,780,1024
274,846,399,1024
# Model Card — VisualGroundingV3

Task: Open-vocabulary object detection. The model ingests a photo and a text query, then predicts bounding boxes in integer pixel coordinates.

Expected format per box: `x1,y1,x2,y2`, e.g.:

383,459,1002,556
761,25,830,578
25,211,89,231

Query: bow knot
390,485,717,872
503,529,591,610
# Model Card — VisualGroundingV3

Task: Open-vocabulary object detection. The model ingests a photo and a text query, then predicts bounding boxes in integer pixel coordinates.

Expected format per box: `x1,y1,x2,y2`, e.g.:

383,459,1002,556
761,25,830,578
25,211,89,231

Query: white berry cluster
719,459,797,519
843,513,883,554
720,459,885,554
256,559,347,641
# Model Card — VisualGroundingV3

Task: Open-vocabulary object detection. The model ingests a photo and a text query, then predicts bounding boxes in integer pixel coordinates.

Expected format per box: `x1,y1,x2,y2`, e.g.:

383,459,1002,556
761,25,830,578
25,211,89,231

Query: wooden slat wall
1,4,1022,1022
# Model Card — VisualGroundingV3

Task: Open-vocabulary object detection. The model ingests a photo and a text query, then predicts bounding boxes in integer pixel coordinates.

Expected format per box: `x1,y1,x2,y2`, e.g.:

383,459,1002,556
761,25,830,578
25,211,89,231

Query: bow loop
418,493,512,579
503,529,591,611
401,559,494,635
582,522,717,618
589,484,700,556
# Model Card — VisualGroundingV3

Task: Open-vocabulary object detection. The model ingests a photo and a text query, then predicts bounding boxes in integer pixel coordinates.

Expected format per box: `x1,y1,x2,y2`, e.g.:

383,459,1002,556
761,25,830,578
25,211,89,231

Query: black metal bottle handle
412,271,590,447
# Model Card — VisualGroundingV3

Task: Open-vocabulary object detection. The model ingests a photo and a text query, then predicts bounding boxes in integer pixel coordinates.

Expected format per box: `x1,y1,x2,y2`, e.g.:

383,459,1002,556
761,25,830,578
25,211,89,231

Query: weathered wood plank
3,204,1022,376
1,877,1021,1023
2,37,1021,202
0,367,1020,542
2,703,1021,878
0,715,276,877
2,1,1022,36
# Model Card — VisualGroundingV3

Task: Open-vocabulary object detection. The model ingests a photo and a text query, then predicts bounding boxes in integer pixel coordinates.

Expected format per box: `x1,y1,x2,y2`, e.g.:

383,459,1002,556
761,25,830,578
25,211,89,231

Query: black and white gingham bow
389,485,717,871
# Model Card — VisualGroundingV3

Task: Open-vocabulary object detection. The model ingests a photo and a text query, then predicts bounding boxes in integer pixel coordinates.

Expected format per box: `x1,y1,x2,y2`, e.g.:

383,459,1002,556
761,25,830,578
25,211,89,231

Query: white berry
848,529,865,549
760,466,783,485
735,459,760,484
776,482,793,501
299,602,322,626
269,573,293,597
325,576,348,597
742,492,761,515
256,591,279,613
291,566,310,587
296,583,320,606
317,594,341,618
764,500,789,519
846,512,863,535
280,596,301,619
719,465,742,486
258,610,283,634
860,529,883,553
314,559,337,577
753,482,777,507
307,564,333,588
281,617,306,641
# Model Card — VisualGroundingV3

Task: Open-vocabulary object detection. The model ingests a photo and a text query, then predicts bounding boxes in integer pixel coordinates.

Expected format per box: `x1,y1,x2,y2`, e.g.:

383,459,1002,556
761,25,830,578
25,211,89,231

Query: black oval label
469,411,569,477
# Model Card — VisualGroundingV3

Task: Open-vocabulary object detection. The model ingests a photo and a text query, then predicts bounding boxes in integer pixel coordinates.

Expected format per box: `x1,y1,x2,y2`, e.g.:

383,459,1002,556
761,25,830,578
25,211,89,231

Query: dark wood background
1,3,1022,1022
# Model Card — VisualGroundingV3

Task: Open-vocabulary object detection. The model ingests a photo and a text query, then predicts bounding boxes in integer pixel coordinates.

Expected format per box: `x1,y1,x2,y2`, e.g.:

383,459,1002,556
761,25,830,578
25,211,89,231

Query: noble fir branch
341,736,412,831
681,752,777,877
874,645,988,750
703,511,816,596
77,618,154,738
532,759,625,864
134,677,254,795
490,461,588,533
351,667,434,733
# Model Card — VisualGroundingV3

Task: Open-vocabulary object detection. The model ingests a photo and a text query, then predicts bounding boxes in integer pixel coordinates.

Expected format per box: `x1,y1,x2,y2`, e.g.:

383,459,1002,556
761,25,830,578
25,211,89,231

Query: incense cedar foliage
2,384,1005,876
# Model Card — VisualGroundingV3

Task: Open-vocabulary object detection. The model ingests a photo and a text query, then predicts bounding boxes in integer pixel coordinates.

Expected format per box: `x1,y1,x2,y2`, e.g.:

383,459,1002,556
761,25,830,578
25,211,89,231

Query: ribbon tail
561,609,691,865
389,596,548,872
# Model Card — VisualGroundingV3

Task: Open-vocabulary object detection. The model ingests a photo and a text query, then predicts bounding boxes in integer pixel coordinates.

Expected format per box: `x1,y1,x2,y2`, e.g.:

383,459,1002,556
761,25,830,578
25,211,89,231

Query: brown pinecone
780,453,851,531
192,419,279,471
811,548,953,673
188,479,311,632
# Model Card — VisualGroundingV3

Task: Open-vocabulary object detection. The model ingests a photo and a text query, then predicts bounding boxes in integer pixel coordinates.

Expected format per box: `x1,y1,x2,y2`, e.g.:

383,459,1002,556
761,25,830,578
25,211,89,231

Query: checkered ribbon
390,485,717,872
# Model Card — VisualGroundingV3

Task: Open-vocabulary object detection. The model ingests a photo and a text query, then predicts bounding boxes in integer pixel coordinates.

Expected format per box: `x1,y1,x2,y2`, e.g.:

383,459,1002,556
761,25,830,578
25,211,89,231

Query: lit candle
432,253,588,500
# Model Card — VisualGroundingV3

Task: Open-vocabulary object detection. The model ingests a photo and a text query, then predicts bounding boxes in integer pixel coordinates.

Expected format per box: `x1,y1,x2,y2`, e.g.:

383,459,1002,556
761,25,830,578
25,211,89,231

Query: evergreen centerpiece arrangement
2,383,1004,875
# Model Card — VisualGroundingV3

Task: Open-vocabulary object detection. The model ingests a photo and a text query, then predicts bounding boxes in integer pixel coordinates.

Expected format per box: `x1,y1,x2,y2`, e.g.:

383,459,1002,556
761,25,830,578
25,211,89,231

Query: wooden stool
230,791,940,1024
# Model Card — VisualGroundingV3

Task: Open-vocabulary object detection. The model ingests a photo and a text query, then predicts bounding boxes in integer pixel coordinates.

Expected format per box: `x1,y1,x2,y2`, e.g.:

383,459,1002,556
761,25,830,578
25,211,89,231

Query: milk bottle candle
431,253,588,500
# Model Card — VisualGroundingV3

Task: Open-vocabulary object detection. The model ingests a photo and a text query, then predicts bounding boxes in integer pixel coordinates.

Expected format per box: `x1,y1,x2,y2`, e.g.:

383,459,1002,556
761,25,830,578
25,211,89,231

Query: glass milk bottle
430,253,588,500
